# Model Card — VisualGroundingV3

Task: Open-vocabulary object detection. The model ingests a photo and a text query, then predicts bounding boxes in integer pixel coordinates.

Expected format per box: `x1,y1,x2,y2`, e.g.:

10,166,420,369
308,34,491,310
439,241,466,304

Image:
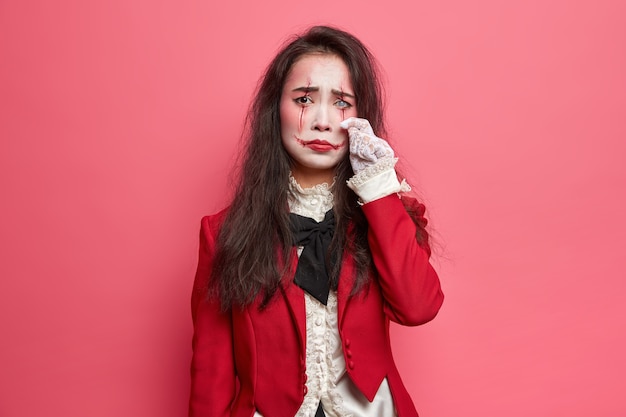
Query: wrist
347,157,408,203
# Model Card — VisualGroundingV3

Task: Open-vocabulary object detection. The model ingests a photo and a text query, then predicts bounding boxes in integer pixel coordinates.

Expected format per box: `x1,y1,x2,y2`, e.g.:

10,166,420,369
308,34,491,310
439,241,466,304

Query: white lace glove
340,117,394,174
342,117,410,203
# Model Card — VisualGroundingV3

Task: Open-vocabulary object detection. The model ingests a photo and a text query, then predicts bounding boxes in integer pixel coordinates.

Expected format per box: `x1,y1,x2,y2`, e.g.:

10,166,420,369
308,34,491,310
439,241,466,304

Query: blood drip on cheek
299,107,305,134
299,80,311,135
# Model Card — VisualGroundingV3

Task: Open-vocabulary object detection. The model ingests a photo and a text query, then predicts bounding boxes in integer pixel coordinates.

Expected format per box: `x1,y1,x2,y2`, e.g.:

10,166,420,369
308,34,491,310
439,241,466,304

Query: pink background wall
1,0,625,416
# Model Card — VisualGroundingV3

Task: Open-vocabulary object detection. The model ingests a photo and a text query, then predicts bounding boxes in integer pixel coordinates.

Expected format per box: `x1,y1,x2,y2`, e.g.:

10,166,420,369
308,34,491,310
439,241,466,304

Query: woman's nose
312,104,331,132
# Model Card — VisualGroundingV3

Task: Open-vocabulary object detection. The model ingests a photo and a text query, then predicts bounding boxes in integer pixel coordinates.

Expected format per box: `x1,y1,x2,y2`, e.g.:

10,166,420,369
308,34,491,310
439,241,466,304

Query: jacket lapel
280,248,306,352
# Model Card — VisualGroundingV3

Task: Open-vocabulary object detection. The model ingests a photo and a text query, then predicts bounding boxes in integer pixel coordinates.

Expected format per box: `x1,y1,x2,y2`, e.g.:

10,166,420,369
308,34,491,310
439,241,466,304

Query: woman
190,25,444,417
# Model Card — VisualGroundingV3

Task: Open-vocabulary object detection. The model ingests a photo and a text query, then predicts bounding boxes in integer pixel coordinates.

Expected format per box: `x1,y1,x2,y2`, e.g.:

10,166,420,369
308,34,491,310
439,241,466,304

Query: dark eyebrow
291,86,355,99
333,89,355,99
292,86,318,93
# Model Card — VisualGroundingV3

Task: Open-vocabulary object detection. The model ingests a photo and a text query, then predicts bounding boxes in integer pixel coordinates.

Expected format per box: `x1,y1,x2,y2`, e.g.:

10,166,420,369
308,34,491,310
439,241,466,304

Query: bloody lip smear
297,137,342,152
307,143,337,152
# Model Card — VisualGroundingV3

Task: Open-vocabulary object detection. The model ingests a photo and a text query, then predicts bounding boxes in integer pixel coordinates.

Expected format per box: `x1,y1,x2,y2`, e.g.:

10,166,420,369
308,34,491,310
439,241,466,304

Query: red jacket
189,194,444,417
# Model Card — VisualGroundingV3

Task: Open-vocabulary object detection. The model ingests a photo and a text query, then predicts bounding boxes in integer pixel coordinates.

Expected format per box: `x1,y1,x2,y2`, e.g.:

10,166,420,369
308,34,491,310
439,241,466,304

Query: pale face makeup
280,54,357,187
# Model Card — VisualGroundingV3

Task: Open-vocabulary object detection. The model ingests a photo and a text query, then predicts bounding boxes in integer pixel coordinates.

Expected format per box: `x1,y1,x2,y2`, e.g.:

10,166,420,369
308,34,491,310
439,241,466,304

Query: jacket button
345,339,351,348
346,350,353,358
303,373,308,382
348,361,355,369
303,385,308,395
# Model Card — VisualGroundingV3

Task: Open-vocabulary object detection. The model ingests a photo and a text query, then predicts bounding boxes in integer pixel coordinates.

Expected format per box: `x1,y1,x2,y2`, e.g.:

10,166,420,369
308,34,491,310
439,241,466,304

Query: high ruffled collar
288,174,334,222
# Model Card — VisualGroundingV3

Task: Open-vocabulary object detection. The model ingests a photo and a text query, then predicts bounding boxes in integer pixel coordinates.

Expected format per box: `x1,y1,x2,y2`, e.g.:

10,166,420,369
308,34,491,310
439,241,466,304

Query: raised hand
340,117,394,174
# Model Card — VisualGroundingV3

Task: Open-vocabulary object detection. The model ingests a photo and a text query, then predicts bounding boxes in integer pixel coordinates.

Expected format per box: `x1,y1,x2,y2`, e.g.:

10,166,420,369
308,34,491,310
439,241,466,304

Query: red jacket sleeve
189,215,236,417
362,194,444,326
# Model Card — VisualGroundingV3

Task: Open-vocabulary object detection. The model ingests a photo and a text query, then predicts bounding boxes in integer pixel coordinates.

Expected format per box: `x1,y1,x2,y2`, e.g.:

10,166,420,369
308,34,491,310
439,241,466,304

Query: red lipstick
296,137,343,152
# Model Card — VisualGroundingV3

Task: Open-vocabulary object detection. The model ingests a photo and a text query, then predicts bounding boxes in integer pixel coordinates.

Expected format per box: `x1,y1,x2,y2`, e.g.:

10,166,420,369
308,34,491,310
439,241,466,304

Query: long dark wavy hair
209,25,429,310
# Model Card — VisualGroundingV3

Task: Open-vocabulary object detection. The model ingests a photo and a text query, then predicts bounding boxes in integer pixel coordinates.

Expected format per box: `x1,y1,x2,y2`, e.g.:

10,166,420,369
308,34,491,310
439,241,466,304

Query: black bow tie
289,210,336,305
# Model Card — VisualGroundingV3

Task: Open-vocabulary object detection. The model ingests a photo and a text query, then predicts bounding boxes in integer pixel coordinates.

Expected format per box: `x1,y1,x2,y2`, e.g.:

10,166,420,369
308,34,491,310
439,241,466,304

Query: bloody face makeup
279,54,357,187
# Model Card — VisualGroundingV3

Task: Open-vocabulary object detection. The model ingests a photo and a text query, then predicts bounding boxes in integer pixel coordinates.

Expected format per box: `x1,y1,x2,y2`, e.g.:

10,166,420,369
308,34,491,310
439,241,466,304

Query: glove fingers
345,117,395,174
350,132,393,160
342,117,375,135
350,134,378,162
372,141,393,159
